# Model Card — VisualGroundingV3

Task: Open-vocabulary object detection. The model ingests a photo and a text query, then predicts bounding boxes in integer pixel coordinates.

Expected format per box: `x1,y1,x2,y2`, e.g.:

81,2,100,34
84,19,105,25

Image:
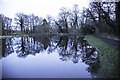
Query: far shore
0,33,85,39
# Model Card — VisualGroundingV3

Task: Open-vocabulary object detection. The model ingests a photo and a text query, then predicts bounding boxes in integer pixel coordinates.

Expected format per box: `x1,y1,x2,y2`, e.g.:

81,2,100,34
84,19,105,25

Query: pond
0,35,113,78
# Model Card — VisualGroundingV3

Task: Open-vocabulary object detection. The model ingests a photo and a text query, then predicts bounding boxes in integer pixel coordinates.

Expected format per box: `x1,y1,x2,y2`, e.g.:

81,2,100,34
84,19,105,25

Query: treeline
81,2,120,35
1,2,120,36
0,14,12,35
14,13,43,33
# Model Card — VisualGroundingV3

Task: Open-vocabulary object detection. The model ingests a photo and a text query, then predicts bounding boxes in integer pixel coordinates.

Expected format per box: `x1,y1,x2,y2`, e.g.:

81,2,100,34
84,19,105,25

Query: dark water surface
0,36,102,78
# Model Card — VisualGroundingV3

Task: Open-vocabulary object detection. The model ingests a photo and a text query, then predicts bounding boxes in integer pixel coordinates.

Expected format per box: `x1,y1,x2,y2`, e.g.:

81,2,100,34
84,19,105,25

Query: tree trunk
98,2,102,32
55,21,63,33
116,2,120,35
87,9,100,33
65,19,68,33
0,15,2,36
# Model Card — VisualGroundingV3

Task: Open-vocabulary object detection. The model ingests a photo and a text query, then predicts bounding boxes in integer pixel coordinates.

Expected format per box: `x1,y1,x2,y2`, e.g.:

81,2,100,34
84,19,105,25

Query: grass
84,35,119,78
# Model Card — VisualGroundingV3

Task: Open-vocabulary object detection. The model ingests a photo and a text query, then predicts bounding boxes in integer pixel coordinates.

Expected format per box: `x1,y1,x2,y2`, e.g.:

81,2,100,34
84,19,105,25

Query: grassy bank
84,35,119,78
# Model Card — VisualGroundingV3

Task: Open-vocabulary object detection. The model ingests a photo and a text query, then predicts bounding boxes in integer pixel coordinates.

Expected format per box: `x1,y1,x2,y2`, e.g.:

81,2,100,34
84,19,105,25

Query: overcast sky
0,0,89,19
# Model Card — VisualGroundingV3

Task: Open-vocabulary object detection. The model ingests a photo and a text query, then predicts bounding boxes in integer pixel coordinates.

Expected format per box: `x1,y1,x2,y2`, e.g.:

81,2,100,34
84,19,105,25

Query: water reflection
2,38,14,57
0,39,2,79
1,36,100,78
9,36,98,64
1,36,118,78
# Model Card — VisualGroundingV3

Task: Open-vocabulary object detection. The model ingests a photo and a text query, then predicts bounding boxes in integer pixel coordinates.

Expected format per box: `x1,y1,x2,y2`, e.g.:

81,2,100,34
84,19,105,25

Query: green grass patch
84,35,119,78
84,35,119,54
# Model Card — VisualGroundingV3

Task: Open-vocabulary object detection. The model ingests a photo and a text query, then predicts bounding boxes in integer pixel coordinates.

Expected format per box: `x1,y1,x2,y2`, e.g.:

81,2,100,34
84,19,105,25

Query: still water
1,36,100,78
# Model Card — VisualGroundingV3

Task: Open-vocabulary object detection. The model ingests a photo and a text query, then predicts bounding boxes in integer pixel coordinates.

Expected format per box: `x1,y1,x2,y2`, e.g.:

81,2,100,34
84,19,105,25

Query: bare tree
115,2,120,35
58,7,71,33
14,13,25,32
81,2,117,34
72,4,80,29
1,14,12,35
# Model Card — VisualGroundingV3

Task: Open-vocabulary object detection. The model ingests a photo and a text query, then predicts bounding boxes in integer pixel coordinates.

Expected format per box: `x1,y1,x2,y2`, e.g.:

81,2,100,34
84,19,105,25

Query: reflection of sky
2,50,91,78
0,39,2,79
0,59,2,79
2,53,90,78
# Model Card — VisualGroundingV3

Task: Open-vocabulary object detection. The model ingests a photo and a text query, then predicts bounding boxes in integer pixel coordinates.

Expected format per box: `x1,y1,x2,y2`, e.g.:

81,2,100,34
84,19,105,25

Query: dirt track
94,35,120,48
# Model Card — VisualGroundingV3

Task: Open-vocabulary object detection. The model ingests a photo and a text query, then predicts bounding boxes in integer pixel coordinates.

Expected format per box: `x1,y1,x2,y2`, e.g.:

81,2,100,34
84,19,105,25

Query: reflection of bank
0,39,2,80
0,15,2,79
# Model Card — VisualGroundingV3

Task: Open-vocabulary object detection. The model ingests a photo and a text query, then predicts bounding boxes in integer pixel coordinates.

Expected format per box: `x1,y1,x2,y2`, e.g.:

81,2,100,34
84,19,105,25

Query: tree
1,14,12,35
115,2,120,35
54,20,64,33
14,13,25,32
14,13,43,33
57,7,71,33
71,4,80,29
81,2,117,34
29,14,42,32
46,15,53,25
0,15,2,36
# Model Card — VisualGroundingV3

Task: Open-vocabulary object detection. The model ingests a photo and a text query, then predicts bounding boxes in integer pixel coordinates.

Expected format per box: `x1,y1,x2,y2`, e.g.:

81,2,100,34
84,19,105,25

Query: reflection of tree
15,37,40,58
54,36,100,77
34,36,50,50
2,36,100,78
57,36,72,61
14,36,84,63
2,38,14,57
80,41,100,78
15,36,51,58
2,36,118,78
56,36,81,63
